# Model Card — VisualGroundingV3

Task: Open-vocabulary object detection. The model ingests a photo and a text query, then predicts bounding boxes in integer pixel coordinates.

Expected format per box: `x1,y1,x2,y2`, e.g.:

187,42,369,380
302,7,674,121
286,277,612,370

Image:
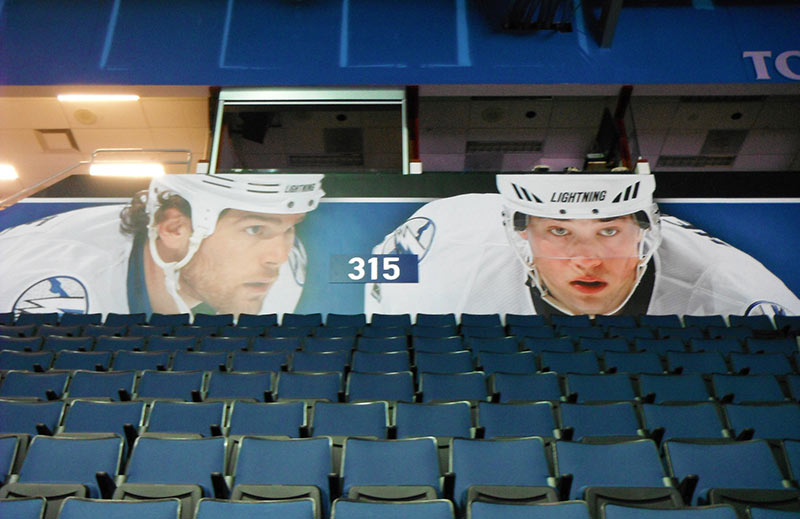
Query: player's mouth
243,280,274,294
570,279,608,294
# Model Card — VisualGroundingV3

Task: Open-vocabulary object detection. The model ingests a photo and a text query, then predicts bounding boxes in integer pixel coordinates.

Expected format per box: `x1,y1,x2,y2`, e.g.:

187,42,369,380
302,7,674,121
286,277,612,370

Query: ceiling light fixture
89,163,165,177
57,94,140,102
0,164,19,180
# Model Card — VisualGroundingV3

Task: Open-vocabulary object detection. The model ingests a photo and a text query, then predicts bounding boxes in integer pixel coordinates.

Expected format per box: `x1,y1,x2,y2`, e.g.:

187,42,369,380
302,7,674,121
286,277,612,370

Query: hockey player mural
0,174,324,318
366,165,800,317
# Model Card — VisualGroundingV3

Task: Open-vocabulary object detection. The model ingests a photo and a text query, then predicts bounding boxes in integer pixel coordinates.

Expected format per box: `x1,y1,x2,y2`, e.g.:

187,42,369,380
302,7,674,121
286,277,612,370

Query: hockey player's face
178,209,304,315
524,216,642,315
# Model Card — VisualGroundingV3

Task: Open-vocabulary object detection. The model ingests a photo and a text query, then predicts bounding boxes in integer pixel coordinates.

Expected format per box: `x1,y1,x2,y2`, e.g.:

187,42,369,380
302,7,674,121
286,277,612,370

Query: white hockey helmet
496,166,661,315
146,173,324,313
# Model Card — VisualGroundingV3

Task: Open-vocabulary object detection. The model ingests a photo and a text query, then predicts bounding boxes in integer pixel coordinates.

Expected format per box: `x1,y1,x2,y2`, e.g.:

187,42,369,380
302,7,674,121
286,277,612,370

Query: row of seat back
2,434,799,519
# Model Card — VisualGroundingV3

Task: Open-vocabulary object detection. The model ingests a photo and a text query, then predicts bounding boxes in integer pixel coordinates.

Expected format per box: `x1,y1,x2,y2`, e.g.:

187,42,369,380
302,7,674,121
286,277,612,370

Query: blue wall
2,1,799,85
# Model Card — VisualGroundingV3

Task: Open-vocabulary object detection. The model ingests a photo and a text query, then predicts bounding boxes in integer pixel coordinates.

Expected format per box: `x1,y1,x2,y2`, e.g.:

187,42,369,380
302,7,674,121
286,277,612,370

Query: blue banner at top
1,1,798,85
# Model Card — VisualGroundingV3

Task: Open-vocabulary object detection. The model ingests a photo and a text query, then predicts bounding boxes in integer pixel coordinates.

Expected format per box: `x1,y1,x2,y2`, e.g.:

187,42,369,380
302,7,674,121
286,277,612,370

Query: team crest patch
745,300,789,317
289,239,308,286
382,217,436,262
13,276,89,316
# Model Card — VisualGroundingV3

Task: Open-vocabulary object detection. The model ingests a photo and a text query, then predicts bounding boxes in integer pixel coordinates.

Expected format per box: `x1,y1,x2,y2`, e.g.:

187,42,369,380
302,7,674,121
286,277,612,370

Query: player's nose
260,233,293,265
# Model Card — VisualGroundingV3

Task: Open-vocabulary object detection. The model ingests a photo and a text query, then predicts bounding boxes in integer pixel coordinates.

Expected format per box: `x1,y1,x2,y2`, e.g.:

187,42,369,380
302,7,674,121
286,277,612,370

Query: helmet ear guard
513,212,529,232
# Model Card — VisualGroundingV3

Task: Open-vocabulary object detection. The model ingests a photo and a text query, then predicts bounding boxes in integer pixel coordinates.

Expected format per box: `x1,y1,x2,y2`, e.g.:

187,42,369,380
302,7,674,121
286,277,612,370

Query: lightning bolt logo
13,276,89,317
384,217,436,261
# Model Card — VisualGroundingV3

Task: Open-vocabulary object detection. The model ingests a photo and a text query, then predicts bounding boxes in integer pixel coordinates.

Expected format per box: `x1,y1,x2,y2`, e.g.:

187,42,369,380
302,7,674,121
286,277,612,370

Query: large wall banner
1,174,799,319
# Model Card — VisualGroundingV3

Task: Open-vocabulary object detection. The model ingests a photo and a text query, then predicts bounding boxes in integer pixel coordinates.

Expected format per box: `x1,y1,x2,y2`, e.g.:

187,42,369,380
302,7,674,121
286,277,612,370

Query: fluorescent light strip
89,163,165,177
58,94,140,102
0,164,19,180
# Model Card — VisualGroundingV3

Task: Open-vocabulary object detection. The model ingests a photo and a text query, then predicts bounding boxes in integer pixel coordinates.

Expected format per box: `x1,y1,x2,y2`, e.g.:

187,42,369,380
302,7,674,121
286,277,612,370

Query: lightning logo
383,217,436,262
13,276,89,317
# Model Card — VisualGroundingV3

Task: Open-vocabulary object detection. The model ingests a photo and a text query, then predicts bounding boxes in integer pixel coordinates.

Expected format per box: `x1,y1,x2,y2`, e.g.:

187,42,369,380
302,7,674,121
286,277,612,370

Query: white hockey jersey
365,194,800,317
0,205,305,317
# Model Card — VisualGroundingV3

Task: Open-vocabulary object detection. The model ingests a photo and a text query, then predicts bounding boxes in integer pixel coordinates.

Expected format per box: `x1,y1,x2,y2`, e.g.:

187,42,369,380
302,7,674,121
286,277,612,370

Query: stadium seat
418,372,488,403
230,351,288,373
0,351,54,371
415,351,474,374
505,314,548,328
451,437,555,512
217,326,263,338
664,439,800,510
551,315,593,328
114,436,226,519
729,315,774,331
656,327,704,342
355,336,407,353
197,336,249,353
37,326,81,339
144,401,226,437
93,336,145,352
774,316,800,335
665,351,728,375
326,313,367,328
476,351,537,375
558,326,606,340
350,350,410,373
230,436,332,519
127,324,173,338
82,325,127,338
689,338,744,356
576,338,631,355
303,337,356,353
16,313,59,326
477,401,556,439
595,315,638,329
461,326,507,339
134,370,204,401
360,325,408,338
57,497,181,519
283,313,323,328
106,313,148,326
65,370,136,401
269,326,315,339
413,336,464,353
0,399,64,437
0,311,14,325
684,315,727,330
369,313,412,329
236,313,279,328
706,326,753,341
746,338,799,356
310,401,389,470
0,336,43,352
489,372,562,402
0,435,21,482
508,325,556,339
394,401,472,471
52,350,111,371
729,353,795,375
60,314,103,327
146,336,197,352
276,371,342,403
332,498,453,519
416,313,457,328
59,400,146,450
724,403,800,441
227,401,306,439
195,498,315,519
640,403,727,442
787,375,800,400
748,508,800,519
173,325,218,338
148,313,190,327
345,371,414,403
634,338,687,356
555,439,681,514
0,435,123,518
638,315,682,329
638,374,711,403
540,351,601,374
0,371,68,400
171,351,229,372
411,325,459,338
291,351,350,373
471,501,590,519
603,351,664,374
564,374,637,403
461,313,502,328
205,371,273,402
606,327,655,342
341,437,440,501
785,440,800,481
711,374,786,403
602,504,737,519
312,326,359,339
467,336,520,354
193,314,234,327
559,402,642,440
0,497,45,519
521,337,575,354
111,351,171,371
252,336,302,353
0,324,36,337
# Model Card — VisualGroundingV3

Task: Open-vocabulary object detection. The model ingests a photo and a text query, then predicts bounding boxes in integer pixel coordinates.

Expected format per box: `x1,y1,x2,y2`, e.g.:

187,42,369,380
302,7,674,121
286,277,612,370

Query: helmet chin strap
147,228,205,316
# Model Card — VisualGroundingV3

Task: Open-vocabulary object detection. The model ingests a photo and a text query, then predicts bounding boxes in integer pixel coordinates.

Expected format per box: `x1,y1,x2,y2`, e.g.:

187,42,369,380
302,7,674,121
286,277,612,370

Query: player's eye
549,227,569,236
599,228,619,237
244,225,264,236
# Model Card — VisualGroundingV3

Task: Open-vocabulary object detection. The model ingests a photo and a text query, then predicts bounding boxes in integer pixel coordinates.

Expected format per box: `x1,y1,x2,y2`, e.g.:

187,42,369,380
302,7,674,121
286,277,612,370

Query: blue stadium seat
303,337,356,353
467,337,520,354
540,351,601,374
114,436,226,519
144,401,226,437
0,371,68,400
355,336,407,353
664,439,799,510
0,312,14,325
370,313,412,329
0,497,45,519
135,370,204,401
106,313,148,326
345,371,414,403
416,313,456,328
59,314,102,327
477,351,537,375
461,313,503,328
656,327,705,342
111,351,171,371
418,372,487,403
594,315,638,329
360,325,408,338
236,313,279,328
171,351,229,372
0,324,36,338
746,338,798,356
332,498,453,519
558,326,605,340
230,436,332,517
508,325,556,339
638,315,682,329
638,374,711,403
634,338,687,356
197,337,249,353
205,371,273,402
785,440,800,481
729,353,795,375
576,338,630,355
477,401,556,439
146,336,197,352
252,336,302,353
283,313,323,328
603,352,664,374
505,314,547,328
16,313,59,327
461,326,507,339
0,336,43,352
471,501,590,519
82,325,127,338
521,337,575,354
551,315,592,328
689,339,744,356
147,313,189,327
217,326,263,338
127,324,173,338
227,401,306,438
60,400,146,449
412,336,464,353
312,326,359,339
193,314,234,327
748,508,800,519
729,315,774,331
311,401,388,439
684,315,727,330
490,372,562,402
665,351,728,375
774,316,800,335
291,351,350,373
564,374,637,403
230,351,288,373
52,350,111,371
706,326,753,341
555,439,680,513
196,498,315,519
451,437,555,512
724,403,800,441
411,325,459,338
173,325,218,338
416,351,474,374
0,399,64,437
606,327,655,342
269,326,314,339
37,326,81,339
341,437,440,501
93,336,145,352
0,351,54,371
276,372,342,403
788,375,800,401
603,504,737,519
66,370,136,401
394,401,473,442
640,403,726,442
711,374,786,403
0,436,21,482
559,402,641,440
57,497,181,519
326,313,367,328
350,350,410,373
